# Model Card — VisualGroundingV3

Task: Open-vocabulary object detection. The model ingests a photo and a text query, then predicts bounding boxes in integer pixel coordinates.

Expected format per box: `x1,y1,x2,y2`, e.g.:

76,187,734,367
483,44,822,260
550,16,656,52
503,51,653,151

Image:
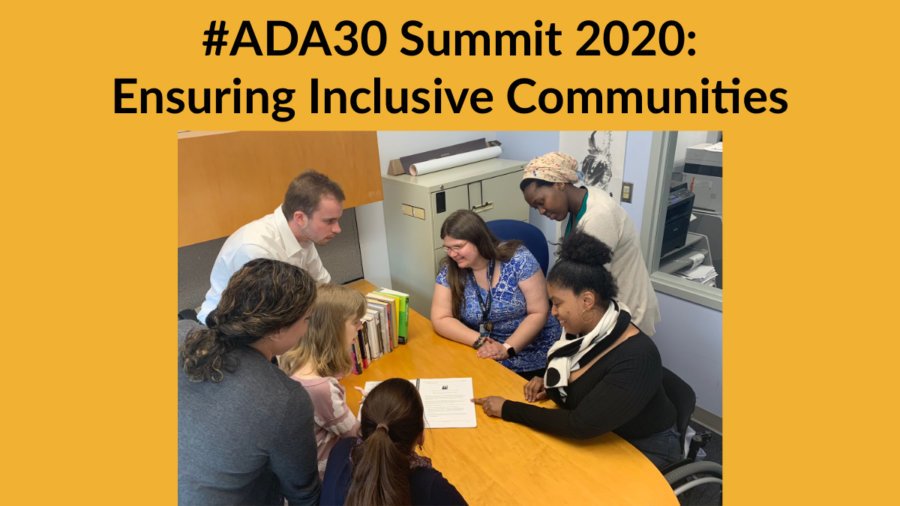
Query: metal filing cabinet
381,158,529,315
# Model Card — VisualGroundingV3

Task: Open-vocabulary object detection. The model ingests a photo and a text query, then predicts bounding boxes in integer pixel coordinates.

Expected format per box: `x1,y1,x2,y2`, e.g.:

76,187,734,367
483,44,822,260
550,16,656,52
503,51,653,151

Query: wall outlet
621,182,634,203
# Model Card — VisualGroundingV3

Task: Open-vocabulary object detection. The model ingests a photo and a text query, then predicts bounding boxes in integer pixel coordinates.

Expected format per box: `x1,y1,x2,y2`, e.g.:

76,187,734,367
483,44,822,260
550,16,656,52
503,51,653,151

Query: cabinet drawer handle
471,202,494,213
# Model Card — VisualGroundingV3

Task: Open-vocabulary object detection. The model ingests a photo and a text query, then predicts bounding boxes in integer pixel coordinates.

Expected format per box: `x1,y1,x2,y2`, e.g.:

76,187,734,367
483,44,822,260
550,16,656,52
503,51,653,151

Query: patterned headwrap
523,152,580,184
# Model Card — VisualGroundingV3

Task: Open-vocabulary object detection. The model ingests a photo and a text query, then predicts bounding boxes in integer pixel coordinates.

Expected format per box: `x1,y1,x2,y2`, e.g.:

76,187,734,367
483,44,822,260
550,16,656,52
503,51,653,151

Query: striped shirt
292,376,360,478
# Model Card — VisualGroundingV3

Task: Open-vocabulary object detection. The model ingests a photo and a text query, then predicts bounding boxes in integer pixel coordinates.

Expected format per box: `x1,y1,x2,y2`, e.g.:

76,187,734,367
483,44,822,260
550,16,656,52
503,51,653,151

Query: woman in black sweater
474,231,681,469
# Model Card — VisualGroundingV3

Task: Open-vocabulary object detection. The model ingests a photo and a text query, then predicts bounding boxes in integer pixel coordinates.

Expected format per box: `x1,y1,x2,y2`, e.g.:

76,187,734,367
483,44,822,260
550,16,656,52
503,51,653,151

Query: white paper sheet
362,377,477,428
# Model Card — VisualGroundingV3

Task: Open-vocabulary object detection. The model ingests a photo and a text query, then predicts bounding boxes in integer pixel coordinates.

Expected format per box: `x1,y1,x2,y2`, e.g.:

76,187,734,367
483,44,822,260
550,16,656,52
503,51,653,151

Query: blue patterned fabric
436,246,561,372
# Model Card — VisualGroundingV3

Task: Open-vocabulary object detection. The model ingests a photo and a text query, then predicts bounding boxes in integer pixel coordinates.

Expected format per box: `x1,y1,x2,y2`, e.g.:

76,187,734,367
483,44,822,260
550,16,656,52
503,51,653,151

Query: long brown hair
439,210,521,319
180,259,317,382
345,378,425,506
279,283,366,378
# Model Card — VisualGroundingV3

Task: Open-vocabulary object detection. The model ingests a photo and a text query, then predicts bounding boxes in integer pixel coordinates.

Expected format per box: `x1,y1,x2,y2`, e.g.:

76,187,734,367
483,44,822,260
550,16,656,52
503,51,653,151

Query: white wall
620,132,654,232
494,131,561,267
654,293,723,416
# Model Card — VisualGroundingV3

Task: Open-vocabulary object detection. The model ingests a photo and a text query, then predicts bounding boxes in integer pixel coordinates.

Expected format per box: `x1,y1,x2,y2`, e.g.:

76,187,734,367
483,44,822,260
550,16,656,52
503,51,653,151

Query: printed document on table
361,377,477,428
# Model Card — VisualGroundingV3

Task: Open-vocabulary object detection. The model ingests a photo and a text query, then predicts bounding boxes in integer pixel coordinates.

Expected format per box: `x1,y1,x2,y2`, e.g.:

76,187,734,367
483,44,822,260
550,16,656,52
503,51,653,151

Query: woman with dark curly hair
178,258,320,505
474,232,681,469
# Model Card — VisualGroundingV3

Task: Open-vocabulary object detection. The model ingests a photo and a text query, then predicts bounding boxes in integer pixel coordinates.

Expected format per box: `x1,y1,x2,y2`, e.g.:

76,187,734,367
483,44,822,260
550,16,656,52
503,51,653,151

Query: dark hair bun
559,231,613,265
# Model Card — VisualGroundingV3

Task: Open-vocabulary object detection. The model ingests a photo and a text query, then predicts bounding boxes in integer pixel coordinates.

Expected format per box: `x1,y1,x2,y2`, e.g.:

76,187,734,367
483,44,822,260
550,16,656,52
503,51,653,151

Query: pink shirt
292,376,360,478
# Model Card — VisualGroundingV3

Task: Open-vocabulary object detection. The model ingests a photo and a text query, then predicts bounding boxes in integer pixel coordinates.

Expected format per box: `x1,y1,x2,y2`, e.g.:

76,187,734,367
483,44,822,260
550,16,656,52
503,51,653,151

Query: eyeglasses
442,241,468,254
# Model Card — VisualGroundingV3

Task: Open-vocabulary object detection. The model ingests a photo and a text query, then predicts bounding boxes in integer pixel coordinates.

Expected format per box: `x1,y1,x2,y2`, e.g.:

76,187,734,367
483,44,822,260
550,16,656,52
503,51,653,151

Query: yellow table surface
343,280,677,506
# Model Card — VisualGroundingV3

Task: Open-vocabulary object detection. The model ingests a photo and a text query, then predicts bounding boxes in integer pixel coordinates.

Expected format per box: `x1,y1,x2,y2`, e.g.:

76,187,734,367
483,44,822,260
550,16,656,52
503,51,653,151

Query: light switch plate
621,182,633,203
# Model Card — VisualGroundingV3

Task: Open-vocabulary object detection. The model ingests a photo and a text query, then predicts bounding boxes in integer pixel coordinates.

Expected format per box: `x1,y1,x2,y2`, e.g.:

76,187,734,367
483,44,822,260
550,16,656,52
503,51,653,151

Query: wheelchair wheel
665,461,722,506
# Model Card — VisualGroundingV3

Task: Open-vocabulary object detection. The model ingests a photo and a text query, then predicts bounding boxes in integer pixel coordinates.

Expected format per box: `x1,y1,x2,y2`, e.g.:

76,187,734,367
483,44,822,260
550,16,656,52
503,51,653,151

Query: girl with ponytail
321,378,467,506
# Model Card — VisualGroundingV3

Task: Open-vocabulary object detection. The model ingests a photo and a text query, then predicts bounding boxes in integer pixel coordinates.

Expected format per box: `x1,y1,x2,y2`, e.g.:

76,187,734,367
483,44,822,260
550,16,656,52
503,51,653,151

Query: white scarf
544,301,625,401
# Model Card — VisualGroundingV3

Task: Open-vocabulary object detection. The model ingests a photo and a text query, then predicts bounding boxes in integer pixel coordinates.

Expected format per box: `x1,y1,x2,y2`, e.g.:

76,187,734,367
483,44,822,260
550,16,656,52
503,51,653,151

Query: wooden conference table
343,281,677,506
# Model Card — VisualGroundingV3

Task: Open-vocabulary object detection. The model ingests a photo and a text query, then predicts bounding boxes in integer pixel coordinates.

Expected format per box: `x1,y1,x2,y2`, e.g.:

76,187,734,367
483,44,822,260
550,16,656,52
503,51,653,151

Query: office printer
684,143,722,214
661,181,695,257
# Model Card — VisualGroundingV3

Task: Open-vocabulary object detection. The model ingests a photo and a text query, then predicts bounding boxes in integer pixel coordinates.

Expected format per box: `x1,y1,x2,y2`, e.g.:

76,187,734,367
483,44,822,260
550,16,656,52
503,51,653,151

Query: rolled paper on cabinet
688,252,705,270
409,146,503,176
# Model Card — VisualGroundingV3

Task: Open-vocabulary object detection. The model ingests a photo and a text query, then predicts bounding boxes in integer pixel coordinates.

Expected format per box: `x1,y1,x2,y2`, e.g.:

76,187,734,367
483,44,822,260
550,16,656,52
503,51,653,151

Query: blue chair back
486,219,549,275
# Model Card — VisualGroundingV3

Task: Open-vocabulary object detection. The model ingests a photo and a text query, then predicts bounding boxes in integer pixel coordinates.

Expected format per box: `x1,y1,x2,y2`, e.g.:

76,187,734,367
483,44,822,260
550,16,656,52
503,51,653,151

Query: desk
343,281,677,505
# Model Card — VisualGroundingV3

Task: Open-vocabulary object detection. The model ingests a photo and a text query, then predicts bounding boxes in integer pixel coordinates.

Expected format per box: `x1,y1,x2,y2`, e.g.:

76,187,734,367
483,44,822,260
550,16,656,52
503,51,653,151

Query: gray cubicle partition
178,208,364,312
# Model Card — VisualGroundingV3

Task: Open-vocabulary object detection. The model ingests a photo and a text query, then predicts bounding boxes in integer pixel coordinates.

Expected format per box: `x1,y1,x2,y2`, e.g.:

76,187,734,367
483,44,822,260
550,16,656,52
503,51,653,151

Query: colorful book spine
364,309,381,359
376,288,409,344
349,340,362,374
366,301,390,355
367,292,398,349
355,327,369,369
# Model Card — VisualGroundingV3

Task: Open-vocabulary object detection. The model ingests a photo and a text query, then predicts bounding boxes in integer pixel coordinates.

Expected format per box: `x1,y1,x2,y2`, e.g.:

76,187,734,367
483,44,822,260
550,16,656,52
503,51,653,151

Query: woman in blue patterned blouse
431,210,561,379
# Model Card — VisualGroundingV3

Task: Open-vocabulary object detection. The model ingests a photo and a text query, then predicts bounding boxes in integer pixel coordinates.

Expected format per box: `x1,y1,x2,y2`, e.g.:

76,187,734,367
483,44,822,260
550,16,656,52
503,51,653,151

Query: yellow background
3,1,896,504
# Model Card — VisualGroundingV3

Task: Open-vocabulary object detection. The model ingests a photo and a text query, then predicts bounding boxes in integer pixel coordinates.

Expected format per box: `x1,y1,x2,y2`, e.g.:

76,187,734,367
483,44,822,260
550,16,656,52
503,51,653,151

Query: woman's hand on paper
524,377,547,403
472,396,506,418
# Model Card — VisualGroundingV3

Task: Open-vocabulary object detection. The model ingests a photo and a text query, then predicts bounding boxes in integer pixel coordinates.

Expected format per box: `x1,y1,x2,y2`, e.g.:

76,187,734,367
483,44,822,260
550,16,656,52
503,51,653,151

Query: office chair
178,308,200,322
486,219,549,274
660,367,722,505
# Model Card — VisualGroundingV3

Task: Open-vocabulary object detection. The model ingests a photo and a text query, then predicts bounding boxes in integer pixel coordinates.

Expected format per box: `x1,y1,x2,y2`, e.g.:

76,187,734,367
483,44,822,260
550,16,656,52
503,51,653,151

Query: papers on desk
675,264,718,287
362,377,477,428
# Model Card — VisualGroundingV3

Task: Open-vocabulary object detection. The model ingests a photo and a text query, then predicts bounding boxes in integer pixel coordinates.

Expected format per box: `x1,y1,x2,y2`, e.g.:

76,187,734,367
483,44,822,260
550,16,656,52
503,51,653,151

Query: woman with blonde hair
281,283,367,477
179,258,320,505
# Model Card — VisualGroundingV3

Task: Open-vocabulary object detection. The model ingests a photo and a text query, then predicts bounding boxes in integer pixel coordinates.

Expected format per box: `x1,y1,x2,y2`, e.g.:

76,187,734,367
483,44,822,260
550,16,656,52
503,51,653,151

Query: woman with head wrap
519,152,660,336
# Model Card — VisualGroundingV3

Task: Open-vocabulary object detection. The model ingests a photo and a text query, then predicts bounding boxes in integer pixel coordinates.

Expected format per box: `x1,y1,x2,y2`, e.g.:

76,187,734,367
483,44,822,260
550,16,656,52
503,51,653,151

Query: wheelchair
660,368,723,505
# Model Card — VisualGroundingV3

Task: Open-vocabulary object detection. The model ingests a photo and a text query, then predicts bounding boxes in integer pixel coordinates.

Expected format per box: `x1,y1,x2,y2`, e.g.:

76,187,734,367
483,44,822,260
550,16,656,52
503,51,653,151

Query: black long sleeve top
501,332,676,441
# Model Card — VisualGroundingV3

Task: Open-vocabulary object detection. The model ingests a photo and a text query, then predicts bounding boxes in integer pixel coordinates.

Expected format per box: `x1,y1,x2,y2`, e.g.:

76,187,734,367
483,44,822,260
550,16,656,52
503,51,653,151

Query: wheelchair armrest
664,460,723,486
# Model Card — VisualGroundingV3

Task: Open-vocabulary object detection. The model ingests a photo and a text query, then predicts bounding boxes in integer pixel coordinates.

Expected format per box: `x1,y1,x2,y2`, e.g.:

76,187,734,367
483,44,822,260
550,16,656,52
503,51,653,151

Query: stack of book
348,288,410,375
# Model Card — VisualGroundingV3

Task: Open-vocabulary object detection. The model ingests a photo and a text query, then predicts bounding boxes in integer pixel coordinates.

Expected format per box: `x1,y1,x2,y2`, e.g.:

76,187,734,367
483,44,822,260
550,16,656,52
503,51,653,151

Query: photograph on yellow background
177,130,722,505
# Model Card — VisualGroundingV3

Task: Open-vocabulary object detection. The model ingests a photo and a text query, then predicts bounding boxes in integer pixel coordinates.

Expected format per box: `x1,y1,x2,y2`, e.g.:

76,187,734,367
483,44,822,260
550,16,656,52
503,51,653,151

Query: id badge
479,323,487,336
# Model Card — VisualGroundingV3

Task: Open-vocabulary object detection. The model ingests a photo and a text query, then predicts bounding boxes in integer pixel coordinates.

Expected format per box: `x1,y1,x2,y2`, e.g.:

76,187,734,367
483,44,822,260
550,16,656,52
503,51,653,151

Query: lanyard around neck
470,259,495,325
565,190,590,237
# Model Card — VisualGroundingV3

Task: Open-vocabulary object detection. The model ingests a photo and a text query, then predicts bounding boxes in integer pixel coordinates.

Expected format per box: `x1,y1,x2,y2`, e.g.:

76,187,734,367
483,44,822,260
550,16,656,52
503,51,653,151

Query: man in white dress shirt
198,170,344,325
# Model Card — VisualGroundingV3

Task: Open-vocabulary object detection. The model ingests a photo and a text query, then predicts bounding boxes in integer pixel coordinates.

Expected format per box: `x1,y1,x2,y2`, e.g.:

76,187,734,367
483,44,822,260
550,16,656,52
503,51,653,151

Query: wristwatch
503,342,517,358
